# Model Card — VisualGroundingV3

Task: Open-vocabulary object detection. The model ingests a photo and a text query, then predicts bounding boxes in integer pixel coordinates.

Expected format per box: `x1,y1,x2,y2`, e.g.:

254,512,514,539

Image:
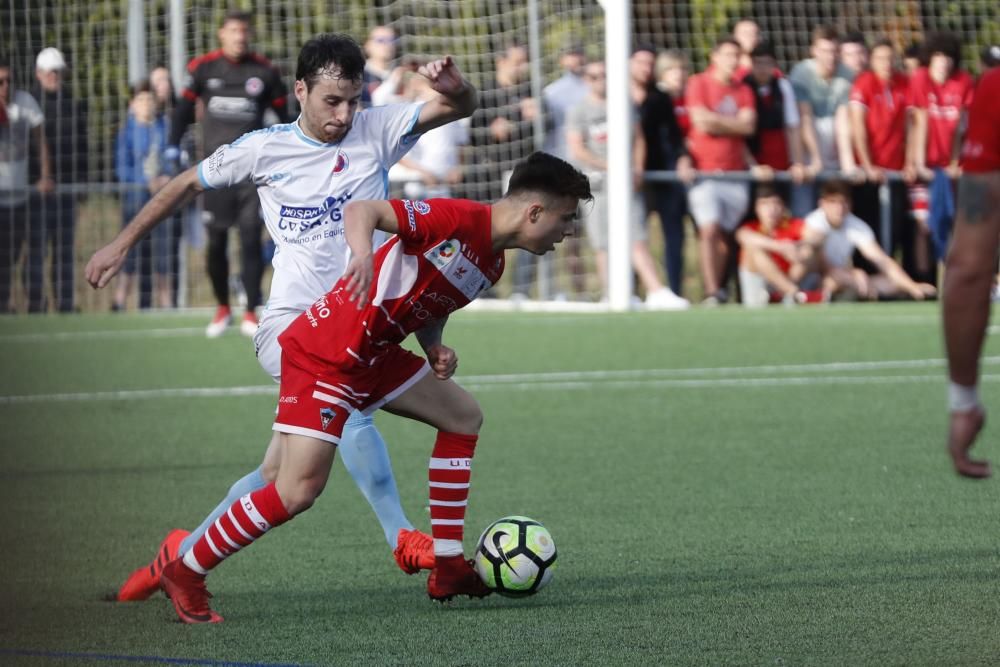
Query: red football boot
159,559,223,624
117,529,190,602
393,528,435,574
427,555,492,602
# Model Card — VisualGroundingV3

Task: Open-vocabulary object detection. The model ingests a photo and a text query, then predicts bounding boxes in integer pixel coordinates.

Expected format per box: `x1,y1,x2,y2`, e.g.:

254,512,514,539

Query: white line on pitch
0,327,208,343
0,369,985,405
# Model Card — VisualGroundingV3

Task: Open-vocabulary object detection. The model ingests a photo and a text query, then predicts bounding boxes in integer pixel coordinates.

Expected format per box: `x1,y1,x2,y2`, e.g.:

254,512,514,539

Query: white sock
948,382,981,413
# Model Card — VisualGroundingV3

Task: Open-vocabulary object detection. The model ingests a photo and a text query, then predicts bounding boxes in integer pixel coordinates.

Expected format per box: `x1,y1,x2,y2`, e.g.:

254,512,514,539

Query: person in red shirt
744,42,805,178
735,184,811,306
686,38,757,304
154,152,592,624
905,32,975,278
942,67,1000,479
848,39,913,275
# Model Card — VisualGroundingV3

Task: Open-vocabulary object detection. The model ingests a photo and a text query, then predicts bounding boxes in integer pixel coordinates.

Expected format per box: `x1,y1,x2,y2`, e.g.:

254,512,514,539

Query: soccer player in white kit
84,33,478,599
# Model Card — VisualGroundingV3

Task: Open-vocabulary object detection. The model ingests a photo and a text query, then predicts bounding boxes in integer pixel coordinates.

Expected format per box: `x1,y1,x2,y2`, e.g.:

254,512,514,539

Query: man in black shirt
171,9,289,337
31,47,87,313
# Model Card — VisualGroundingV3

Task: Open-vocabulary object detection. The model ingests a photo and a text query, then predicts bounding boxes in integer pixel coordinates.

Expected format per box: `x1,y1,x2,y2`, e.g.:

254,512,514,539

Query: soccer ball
473,516,557,597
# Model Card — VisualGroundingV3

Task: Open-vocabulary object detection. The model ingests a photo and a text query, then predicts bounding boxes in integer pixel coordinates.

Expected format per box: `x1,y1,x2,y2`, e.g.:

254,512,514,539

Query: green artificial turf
1,304,998,666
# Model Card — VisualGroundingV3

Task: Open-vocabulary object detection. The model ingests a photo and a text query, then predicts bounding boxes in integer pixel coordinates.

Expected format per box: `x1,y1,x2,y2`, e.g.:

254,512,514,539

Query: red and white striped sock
182,482,291,575
428,431,478,557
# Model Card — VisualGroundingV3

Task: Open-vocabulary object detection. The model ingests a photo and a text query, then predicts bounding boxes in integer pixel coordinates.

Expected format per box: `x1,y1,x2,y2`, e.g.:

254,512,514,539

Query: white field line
0,357,992,405
0,309,948,343
0,327,207,343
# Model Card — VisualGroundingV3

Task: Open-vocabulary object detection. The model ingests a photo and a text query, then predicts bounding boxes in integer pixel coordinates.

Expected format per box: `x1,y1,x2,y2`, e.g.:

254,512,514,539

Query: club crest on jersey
320,407,336,431
414,200,431,215
245,76,264,96
332,152,349,175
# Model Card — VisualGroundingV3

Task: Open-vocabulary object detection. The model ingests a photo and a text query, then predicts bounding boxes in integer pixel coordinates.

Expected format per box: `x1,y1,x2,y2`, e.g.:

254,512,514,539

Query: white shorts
738,268,772,308
583,186,648,251
253,307,301,383
688,179,750,232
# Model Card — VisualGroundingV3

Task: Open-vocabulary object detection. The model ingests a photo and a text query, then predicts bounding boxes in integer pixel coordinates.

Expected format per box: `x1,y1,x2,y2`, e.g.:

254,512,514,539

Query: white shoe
240,314,259,338
645,288,690,311
205,307,232,338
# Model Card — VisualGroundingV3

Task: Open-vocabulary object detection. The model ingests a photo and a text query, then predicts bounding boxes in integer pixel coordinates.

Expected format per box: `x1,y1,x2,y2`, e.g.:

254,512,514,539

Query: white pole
599,0,633,311
168,0,186,98
126,0,147,86
527,0,552,299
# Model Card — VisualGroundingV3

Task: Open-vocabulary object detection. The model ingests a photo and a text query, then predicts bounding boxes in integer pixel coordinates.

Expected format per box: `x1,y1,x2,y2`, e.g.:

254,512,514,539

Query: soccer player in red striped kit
942,66,1000,479
158,151,591,623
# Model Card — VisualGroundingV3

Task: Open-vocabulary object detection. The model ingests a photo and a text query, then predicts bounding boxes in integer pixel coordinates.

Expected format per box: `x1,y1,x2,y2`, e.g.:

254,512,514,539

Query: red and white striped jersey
278,198,504,377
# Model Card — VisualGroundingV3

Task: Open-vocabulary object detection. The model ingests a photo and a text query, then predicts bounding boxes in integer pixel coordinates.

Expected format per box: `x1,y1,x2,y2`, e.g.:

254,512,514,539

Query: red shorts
273,345,429,445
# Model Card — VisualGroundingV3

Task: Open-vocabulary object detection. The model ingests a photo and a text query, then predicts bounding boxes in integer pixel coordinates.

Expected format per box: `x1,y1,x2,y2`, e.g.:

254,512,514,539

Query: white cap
36,47,67,72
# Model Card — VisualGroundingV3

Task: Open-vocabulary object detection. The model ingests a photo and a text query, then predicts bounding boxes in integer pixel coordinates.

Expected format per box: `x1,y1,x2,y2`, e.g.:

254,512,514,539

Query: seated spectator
802,181,936,301
388,65,468,198
905,31,974,277
686,38,756,304
112,81,172,310
567,59,688,309
736,184,814,306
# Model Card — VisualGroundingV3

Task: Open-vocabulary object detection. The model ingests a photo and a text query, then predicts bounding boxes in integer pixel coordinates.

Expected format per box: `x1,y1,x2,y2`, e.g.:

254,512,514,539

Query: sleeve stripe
197,162,215,190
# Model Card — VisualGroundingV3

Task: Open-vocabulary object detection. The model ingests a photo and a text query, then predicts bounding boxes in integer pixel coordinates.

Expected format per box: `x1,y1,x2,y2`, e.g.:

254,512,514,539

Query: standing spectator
840,32,869,81
903,43,924,75
148,64,183,306
686,38,756,304
942,66,1000,478
362,25,397,107
542,43,589,298
470,43,538,296
849,38,911,272
905,31,974,277
981,44,1000,74
633,45,694,298
31,47,86,313
732,18,762,81
0,57,54,313
112,82,171,311
568,58,688,309
736,184,811,306
542,44,588,162
803,180,935,301
171,9,290,337
656,49,691,137
744,42,805,186
388,65,468,199
789,25,854,216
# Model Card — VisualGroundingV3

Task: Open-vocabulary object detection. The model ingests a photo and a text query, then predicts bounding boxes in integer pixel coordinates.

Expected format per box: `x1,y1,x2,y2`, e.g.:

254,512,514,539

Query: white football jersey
197,102,425,312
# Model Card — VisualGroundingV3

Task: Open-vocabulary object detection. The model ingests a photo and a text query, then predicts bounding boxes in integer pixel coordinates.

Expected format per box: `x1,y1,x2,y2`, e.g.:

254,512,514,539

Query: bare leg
698,224,723,296
942,173,1000,478
745,247,798,297
630,241,666,294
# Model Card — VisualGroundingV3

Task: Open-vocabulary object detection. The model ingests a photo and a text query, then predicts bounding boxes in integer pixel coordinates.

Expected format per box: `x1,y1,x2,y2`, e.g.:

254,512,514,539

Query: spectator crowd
2,17,998,317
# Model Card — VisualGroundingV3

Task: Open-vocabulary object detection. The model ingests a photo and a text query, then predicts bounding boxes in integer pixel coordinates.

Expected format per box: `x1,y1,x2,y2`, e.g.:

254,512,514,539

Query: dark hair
713,38,742,53
924,31,962,69
632,43,657,57
506,152,593,204
222,9,251,26
812,25,840,44
130,79,152,97
296,33,365,90
871,37,894,52
0,55,9,70
755,183,784,201
842,31,868,49
751,41,776,60
819,180,852,201
903,42,925,65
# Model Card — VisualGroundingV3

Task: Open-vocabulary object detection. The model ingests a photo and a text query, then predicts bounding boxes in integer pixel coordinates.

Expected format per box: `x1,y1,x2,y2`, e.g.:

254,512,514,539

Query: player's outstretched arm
342,200,402,307
85,166,205,289
412,56,478,135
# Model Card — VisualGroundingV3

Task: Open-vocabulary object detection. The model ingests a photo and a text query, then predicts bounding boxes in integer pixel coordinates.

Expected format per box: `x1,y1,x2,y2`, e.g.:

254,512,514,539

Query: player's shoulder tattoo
957,174,1000,226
